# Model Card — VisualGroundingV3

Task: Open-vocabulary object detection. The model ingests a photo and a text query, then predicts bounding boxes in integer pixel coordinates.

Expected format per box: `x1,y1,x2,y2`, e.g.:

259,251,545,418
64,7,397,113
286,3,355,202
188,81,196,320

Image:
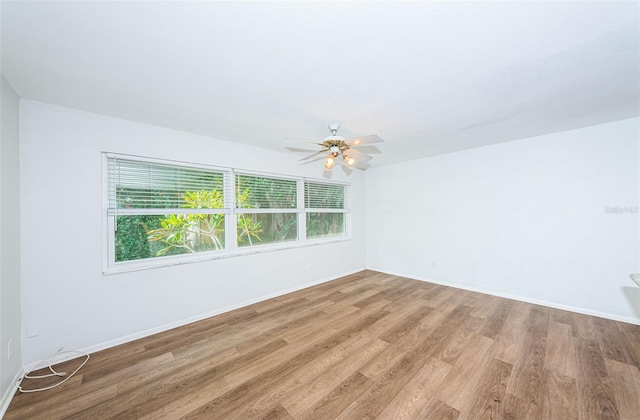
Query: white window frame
103,153,350,274
233,170,302,253
303,179,351,243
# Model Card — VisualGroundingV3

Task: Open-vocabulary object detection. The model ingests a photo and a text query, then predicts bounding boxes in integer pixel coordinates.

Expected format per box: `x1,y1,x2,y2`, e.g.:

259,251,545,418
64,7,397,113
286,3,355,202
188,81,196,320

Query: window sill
102,236,351,276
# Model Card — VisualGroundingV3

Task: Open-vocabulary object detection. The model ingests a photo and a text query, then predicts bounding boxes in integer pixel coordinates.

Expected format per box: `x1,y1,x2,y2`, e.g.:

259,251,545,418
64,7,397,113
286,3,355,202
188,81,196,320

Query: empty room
1,1,639,419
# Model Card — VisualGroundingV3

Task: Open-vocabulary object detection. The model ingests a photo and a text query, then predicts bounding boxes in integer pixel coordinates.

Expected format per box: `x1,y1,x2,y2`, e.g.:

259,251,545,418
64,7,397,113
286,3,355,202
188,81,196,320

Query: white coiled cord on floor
18,347,90,393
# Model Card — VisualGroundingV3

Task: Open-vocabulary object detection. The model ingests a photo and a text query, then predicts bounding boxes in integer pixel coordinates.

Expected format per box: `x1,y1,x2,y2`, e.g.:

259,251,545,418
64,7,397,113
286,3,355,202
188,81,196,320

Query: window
104,153,350,272
235,173,299,247
106,155,232,266
305,181,349,239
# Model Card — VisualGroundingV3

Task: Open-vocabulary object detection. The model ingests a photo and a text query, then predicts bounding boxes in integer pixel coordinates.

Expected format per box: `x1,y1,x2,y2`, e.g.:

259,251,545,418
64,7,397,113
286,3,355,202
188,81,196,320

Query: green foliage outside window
115,183,297,261
146,190,227,255
306,213,344,239
115,215,164,262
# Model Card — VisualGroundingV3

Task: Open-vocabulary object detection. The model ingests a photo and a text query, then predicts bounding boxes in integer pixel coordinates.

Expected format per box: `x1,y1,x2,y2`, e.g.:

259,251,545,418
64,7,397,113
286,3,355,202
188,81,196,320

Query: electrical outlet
307,264,313,271
7,339,12,360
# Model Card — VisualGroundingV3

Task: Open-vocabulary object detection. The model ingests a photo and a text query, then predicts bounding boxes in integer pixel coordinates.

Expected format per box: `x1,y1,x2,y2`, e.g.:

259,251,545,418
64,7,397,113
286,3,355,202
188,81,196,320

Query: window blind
304,181,348,210
235,174,297,209
107,156,229,214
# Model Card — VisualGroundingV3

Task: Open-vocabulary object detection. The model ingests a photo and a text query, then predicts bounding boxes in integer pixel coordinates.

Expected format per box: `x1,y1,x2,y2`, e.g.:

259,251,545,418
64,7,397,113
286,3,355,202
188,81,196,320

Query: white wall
16,98,640,371
19,100,366,365
1,76,22,408
366,118,640,324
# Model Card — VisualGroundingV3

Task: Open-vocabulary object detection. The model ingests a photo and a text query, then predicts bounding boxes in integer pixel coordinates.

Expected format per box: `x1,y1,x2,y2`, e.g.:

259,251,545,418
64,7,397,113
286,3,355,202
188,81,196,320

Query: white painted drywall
19,100,366,366
366,118,640,324
0,76,22,407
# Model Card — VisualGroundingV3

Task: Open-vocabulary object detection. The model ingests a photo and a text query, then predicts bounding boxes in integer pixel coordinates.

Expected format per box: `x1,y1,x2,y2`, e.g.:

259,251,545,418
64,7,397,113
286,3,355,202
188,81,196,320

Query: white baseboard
370,268,640,326
0,368,24,419
24,267,365,372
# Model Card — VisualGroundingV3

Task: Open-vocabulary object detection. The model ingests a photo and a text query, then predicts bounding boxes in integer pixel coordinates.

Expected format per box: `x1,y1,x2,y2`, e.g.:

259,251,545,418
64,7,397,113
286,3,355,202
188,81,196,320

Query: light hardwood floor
5,270,640,419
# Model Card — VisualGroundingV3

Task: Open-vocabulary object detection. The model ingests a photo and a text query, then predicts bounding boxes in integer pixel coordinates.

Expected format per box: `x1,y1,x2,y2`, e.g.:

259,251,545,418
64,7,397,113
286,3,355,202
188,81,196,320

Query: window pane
305,182,345,209
236,175,297,209
306,213,345,239
115,214,225,262
237,213,297,247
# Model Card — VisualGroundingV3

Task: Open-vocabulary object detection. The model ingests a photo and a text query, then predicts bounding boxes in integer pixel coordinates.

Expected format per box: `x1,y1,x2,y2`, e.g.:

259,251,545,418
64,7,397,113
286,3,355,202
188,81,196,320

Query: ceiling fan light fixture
324,155,335,170
293,122,384,170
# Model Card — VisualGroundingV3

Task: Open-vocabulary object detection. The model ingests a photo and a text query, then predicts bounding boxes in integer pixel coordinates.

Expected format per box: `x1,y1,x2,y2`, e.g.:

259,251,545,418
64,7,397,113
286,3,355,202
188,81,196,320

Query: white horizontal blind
304,181,349,211
107,156,230,215
235,174,297,210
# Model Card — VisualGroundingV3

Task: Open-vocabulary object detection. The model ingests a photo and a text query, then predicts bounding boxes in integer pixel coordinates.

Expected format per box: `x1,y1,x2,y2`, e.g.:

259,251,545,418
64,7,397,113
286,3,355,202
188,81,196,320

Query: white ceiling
2,1,638,167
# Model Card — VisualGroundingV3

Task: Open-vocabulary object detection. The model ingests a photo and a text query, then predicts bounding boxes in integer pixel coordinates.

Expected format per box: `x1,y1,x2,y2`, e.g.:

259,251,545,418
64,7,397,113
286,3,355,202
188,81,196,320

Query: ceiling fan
295,122,384,170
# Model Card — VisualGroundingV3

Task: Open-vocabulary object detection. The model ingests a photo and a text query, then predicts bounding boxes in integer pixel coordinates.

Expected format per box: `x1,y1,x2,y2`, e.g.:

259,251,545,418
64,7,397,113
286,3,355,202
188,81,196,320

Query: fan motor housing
323,135,345,143
322,138,349,154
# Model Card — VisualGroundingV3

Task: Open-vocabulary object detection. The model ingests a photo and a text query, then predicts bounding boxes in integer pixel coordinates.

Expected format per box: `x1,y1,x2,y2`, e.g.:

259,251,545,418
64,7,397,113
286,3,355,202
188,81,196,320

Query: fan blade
299,150,326,161
285,146,318,153
343,147,373,163
284,138,327,150
352,160,371,170
299,155,326,165
345,135,384,146
350,145,381,155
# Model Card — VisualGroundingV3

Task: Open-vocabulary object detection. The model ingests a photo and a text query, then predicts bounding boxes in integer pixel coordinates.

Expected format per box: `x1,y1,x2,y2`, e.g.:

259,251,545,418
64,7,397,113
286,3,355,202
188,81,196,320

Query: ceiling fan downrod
328,122,340,136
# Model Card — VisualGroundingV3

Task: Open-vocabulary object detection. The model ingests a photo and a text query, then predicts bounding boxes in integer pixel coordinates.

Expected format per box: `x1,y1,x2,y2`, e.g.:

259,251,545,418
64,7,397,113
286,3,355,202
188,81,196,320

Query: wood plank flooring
5,270,640,419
